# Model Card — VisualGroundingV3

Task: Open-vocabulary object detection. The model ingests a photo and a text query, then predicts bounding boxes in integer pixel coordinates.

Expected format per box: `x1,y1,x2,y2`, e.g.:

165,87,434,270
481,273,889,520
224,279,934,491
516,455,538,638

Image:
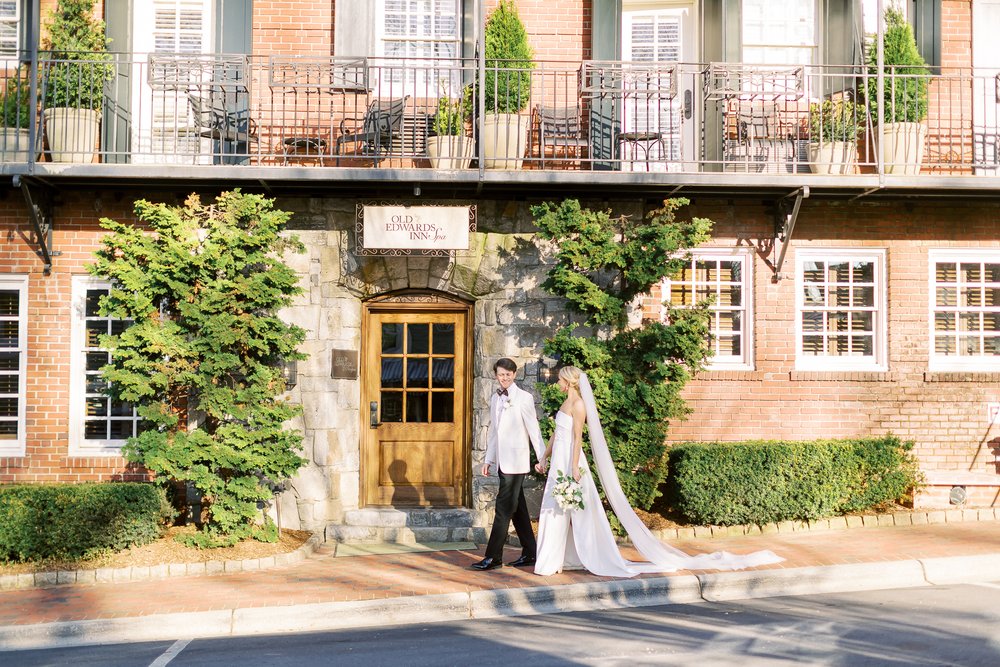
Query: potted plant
482,0,535,169
426,95,473,169
866,6,930,175
808,98,865,174
41,0,114,163
0,72,35,162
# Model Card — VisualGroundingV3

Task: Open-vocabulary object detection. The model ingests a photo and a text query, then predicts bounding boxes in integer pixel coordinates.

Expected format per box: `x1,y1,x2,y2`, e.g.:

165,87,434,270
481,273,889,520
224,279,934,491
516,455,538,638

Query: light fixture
413,184,421,196
280,359,298,390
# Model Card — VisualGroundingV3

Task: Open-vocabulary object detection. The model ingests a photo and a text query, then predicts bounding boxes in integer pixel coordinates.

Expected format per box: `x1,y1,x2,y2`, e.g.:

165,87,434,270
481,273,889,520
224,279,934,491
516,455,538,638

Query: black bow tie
497,388,508,396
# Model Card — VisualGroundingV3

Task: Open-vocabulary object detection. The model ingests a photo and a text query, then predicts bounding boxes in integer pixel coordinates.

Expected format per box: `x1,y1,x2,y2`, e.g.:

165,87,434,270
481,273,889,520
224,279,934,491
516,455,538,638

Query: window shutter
910,0,941,68
335,0,374,57
217,0,252,55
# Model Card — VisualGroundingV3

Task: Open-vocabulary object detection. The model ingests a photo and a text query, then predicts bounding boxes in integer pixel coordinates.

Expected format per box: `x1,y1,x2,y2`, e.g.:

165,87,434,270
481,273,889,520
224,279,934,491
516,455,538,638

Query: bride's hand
535,461,547,474
572,468,581,482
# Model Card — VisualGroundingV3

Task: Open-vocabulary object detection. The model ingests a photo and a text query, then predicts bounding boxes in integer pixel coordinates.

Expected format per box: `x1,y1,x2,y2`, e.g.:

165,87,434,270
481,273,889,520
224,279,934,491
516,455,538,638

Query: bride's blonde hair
558,365,582,393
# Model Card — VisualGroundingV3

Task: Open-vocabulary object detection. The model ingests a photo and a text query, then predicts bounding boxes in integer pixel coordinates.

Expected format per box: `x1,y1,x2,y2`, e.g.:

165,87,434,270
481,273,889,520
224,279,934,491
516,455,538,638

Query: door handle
369,400,380,428
684,89,693,120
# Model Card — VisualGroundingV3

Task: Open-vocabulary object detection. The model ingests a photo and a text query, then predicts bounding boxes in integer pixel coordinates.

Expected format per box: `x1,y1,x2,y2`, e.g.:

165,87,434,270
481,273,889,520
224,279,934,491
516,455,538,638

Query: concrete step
328,507,487,545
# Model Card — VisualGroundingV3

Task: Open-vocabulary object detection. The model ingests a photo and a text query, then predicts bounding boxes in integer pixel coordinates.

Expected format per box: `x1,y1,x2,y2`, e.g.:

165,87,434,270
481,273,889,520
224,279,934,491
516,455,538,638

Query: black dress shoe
507,555,536,567
470,557,503,571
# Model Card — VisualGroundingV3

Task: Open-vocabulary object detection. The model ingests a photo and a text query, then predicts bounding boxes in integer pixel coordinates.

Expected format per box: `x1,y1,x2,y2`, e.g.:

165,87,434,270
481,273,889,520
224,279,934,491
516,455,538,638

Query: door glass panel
431,392,454,422
381,392,403,422
381,358,403,388
382,323,403,354
408,323,429,354
406,391,428,422
432,323,455,354
407,358,429,387
0,290,17,316
431,358,453,388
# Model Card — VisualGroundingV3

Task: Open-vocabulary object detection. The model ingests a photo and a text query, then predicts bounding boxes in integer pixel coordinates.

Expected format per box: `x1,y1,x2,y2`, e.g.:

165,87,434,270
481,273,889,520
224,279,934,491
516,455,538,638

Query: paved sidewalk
1,518,999,651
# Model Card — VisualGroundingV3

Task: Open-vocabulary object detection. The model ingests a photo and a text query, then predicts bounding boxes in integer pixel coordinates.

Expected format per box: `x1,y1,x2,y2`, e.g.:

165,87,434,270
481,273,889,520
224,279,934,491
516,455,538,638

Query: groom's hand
481,463,491,476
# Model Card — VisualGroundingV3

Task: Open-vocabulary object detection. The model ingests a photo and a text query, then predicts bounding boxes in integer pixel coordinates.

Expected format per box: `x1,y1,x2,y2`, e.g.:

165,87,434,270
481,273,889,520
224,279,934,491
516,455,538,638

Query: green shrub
484,0,534,113
809,98,865,143
432,96,465,136
0,73,31,129
0,483,170,563
866,7,929,124
665,436,920,526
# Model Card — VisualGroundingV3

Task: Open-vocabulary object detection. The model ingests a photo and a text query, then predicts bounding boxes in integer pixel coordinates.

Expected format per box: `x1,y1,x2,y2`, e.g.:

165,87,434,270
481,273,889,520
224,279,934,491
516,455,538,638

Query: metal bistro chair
535,104,589,168
334,96,409,166
188,92,259,165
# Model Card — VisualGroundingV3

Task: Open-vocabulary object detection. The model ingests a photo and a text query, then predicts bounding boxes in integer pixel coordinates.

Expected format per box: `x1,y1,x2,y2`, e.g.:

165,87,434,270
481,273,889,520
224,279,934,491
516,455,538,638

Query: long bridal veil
578,372,784,572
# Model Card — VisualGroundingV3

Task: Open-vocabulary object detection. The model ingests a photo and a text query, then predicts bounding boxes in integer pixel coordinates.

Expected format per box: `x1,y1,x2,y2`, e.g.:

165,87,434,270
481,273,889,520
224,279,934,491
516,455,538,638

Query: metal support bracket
772,185,809,281
13,175,56,275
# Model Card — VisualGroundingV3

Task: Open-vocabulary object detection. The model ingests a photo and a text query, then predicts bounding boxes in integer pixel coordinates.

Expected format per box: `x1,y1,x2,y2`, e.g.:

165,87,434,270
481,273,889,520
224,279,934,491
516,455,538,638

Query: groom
471,358,545,571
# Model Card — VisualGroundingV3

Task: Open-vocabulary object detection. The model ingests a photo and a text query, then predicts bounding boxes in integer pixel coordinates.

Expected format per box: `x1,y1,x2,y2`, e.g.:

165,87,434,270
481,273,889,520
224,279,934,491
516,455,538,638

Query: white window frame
795,248,887,371
0,275,27,457
374,0,462,97
0,0,21,60
69,276,141,456
928,248,1000,372
741,0,818,66
662,248,755,370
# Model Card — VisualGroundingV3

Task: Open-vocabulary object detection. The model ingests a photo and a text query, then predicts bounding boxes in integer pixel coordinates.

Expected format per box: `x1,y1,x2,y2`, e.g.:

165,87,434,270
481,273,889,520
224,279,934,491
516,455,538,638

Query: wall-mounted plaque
331,349,359,379
356,203,476,256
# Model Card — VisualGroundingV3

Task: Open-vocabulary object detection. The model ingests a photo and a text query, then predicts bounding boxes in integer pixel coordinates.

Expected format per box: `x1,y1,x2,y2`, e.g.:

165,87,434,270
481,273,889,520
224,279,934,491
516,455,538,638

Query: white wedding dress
534,374,784,578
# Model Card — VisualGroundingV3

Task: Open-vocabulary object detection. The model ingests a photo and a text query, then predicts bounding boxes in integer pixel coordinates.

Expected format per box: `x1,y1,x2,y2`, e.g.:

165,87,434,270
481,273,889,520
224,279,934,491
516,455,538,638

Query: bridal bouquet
552,469,585,511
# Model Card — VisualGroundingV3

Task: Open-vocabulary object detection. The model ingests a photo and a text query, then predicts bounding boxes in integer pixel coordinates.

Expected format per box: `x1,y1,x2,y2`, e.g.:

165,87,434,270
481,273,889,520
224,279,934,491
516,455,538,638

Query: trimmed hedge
0,483,169,563
665,436,920,526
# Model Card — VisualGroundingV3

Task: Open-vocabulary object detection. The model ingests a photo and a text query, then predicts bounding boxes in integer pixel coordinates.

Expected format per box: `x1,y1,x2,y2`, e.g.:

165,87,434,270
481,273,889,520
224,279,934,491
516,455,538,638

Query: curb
0,533,324,592
3,552,1000,651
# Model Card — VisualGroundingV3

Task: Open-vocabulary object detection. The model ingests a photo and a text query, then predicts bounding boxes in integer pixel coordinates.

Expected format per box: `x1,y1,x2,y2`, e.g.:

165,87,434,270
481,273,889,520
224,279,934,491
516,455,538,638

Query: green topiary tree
866,6,929,124
42,0,114,111
90,191,308,548
484,0,534,113
532,198,714,510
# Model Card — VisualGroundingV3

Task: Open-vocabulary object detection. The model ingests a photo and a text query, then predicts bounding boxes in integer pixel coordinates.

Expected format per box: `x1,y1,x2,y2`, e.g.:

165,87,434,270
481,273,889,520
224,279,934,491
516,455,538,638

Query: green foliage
484,0,535,113
665,436,921,526
0,483,169,563
866,7,929,124
42,0,114,111
90,190,308,548
533,198,714,509
432,96,465,136
0,73,31,129
809,98,865,143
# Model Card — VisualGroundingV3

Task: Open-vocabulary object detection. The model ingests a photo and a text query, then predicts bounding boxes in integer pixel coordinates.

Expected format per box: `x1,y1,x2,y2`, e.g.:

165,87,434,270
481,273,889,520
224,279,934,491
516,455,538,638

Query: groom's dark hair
493,358,517,373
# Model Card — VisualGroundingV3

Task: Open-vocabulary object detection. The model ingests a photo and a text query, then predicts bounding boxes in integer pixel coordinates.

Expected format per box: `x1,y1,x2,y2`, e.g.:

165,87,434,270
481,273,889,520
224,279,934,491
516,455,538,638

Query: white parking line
149,639,191,667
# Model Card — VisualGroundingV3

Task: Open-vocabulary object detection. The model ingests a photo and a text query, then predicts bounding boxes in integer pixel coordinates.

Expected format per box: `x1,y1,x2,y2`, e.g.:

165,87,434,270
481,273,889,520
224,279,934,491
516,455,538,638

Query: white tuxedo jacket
485,382,544,474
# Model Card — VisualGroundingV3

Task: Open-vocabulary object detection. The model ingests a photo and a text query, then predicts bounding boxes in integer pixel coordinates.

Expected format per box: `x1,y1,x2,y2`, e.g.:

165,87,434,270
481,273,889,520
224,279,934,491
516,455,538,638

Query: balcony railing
1,52,999,179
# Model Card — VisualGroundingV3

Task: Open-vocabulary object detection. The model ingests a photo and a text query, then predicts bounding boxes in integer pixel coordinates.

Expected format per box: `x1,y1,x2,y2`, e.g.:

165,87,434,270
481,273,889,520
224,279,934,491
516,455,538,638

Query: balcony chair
534,104,589,168
188,92,259,165
334,96,409,166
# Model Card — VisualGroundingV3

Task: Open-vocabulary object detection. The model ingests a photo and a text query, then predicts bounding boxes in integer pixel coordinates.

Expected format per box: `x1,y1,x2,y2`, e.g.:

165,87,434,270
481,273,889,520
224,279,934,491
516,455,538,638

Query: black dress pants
485,468,536,561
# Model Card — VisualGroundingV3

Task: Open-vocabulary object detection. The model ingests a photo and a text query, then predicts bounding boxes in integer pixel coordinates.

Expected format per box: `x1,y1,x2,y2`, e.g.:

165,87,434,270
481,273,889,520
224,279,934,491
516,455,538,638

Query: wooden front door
361,294,471,507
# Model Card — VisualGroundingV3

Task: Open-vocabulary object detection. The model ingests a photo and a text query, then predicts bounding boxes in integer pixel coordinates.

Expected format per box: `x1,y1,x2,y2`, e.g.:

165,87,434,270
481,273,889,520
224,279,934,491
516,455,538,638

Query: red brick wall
649,198,1000,477
0,194,149,484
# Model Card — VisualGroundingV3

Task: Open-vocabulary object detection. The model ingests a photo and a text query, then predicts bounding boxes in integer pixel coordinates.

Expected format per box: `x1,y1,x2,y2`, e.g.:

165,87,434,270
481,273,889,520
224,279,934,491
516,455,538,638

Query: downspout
27,0,40,172
876,0,885,184
476,0,485,192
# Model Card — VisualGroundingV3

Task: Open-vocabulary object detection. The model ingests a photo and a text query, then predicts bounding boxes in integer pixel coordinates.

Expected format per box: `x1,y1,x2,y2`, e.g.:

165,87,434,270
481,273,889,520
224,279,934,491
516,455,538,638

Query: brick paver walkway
2,520,998,628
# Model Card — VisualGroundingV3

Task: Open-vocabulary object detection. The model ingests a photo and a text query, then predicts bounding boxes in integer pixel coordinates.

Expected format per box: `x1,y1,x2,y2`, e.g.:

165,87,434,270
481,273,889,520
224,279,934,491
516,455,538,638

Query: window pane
0,373,17,393
0,397,16,417
407,323,429,354
0,321,17,347
431,392,453,422
936,287,956,307
86,321,107,347
432,323,454,354
717,334,741,356
802,335,823,355
84,420,107,440
86,351,108,372
381,358,403,388
803,285,824,305
431,358,453,388
936,262,957,282
382,323,403,354
85,289,106,317
961,263,982,283
853,287,874,307
935,334,956,355
407,358,429,387
406,391,428,422
935,312,956,331
108,420,135,440
0,420,16,438
801,311,823,332
381,392,403,422
0,351,16,370
961,336,982,355
87,397,108,417
0,290,17,316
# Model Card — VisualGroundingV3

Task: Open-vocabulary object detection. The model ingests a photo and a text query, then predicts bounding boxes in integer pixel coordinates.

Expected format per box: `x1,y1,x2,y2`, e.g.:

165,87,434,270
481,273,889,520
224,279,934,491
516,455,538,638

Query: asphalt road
7,582,1000,666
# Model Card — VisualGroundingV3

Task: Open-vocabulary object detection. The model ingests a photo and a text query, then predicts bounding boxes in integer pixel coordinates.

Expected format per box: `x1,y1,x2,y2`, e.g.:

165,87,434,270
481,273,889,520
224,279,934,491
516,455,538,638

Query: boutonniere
500,396,512,412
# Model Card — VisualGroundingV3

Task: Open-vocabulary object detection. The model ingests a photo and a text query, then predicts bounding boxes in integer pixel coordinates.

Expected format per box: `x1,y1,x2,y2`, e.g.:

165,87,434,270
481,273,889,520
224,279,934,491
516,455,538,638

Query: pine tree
90,191,307,547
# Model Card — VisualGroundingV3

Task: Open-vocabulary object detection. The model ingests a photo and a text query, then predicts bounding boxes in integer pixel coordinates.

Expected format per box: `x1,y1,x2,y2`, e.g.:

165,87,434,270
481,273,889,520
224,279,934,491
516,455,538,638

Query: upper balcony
2,52,1000,198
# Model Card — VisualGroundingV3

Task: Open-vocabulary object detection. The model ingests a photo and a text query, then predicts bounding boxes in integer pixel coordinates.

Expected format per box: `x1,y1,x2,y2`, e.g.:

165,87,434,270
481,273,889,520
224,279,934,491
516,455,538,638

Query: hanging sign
357,204,475,256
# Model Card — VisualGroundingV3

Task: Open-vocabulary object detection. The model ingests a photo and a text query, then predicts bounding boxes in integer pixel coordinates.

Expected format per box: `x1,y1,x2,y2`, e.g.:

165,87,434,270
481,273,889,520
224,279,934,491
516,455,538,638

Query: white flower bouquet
552,469,585,511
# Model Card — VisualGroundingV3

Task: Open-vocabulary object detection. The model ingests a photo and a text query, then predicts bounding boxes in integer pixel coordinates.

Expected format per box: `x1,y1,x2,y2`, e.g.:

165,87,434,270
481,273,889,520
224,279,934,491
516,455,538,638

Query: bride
534,366,783,577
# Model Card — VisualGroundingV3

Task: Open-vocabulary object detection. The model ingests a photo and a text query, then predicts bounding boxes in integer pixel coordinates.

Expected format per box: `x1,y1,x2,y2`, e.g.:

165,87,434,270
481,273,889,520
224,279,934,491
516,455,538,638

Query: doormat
334,541,478,557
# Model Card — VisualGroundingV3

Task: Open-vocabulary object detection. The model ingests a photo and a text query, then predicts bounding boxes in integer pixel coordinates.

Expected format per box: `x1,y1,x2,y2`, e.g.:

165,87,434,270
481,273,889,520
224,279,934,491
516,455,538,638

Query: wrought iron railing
1,53,998,178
